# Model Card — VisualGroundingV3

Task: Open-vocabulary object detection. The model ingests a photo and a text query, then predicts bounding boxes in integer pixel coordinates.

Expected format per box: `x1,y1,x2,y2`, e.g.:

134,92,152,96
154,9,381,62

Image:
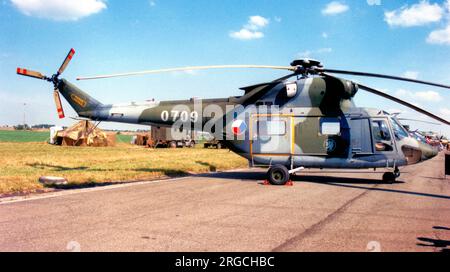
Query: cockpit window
372,120,391,141
413,132,427,143
372,119,393,152
390,117,409,140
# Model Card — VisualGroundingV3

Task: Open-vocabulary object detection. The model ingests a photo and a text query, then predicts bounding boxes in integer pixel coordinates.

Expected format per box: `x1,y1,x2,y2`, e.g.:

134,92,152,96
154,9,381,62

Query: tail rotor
16,48,75,119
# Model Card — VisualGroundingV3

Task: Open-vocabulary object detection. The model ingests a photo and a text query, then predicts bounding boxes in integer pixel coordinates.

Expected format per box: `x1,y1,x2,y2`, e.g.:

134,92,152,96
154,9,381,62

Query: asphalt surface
0,153,449,252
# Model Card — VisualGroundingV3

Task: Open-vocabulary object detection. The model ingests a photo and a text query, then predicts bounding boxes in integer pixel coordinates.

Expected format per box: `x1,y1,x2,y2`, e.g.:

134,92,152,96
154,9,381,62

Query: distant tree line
14,124,55,130
14,124,30,130
32,124,54,129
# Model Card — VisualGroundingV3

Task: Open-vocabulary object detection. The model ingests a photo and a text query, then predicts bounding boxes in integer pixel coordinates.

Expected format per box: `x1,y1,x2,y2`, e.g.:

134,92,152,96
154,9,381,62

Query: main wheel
382,172,396,184
267,165,290,185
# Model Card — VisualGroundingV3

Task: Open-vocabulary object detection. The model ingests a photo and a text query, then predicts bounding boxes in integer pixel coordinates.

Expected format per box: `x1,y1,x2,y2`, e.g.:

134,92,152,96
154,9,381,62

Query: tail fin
58,79,103,117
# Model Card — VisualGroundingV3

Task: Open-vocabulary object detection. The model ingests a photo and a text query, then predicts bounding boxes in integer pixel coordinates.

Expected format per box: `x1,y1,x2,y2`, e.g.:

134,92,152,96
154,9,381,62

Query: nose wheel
383,167,400,183
267,165,290,185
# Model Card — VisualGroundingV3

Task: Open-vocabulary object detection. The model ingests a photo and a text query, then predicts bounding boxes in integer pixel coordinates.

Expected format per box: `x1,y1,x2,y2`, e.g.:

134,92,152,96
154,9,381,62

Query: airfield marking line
0,168,252,205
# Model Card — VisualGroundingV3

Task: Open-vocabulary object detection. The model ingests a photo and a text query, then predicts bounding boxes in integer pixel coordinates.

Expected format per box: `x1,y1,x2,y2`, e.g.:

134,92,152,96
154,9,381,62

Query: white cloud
440,107,450,116
395,89,409,97
11,0,106,21
322,1,349,16
297,48,332,58
230,15,269,40
230,29,264,40
245,15,269,30
384,1,443,27
414,90,442,102
395,89,442,102
403,71,419,79
367,0,381,6
427,25,450,45
384,1,450,46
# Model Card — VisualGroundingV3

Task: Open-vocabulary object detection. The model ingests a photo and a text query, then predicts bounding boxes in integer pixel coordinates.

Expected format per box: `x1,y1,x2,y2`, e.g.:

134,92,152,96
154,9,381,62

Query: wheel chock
261,180,294,186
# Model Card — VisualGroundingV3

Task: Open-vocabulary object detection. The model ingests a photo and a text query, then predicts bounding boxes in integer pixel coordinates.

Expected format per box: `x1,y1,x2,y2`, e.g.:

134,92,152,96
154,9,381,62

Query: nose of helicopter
401,138,438,164
418,141,438,160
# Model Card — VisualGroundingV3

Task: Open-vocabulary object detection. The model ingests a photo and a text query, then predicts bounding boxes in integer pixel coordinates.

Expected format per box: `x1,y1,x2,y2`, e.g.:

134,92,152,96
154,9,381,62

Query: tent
54,120,115,147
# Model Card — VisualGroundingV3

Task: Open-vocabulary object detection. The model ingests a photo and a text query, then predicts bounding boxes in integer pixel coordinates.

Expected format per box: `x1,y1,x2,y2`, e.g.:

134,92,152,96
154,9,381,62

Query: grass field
0,130,50,142
0,142,248,196
0,130,133,143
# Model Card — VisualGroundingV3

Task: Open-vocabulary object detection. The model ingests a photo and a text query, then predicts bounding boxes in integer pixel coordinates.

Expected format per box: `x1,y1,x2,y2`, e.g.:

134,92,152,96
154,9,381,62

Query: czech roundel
232,120,247,135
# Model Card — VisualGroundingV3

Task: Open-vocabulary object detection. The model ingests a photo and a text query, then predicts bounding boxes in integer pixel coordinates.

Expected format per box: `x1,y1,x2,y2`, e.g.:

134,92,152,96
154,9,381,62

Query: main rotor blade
58,48,75,75
76,65,294,80
53,89,65,119
358,84,450,126
16,68,46,79
319,69,450,90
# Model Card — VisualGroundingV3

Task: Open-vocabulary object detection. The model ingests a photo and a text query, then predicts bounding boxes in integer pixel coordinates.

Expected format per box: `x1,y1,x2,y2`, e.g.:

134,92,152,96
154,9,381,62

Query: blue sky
1,0,449,134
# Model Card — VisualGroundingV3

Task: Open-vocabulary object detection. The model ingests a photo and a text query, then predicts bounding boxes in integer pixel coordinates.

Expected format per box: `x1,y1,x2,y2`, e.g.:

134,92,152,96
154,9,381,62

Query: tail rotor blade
53,89,65,119
58,48,75,75
17,68,46,80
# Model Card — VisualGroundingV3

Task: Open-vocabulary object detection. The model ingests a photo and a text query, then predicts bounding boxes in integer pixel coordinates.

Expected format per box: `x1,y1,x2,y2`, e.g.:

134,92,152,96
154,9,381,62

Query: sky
0,0,449,134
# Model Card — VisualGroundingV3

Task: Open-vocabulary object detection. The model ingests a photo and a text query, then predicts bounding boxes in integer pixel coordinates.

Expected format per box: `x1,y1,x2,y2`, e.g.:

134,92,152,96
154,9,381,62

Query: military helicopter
17,49,450,185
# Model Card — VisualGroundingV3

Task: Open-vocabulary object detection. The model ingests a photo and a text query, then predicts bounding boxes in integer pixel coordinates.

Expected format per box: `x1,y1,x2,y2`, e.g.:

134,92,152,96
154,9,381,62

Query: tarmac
0,153,449,252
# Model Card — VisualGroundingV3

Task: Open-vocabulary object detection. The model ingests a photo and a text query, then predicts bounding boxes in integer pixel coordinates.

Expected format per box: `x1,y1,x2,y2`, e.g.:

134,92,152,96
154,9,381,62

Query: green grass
0,142,247,195
0,130,49,143
116,134,133,143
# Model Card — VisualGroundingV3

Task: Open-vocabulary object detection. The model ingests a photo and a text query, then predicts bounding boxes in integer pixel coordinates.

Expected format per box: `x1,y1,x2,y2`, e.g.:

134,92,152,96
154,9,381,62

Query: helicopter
17,49,450,185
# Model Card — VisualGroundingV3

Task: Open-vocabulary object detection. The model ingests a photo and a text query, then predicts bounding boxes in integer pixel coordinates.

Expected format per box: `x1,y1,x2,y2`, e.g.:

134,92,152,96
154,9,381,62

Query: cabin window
257,120,286,136
372,120,391,141
372,120,393,151
320,118,341,135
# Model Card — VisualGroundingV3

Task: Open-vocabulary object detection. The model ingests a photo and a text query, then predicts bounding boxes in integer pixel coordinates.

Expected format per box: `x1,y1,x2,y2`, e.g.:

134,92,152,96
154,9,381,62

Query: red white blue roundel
232,120,247,135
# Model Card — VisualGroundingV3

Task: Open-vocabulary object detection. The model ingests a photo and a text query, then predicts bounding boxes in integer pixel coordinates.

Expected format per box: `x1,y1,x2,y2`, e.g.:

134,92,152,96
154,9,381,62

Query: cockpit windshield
389,117,409,140
412,131,427,143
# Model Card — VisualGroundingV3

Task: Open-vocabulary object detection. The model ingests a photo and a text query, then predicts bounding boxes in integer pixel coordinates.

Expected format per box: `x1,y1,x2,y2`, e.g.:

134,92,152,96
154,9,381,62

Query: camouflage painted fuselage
57,76,437,170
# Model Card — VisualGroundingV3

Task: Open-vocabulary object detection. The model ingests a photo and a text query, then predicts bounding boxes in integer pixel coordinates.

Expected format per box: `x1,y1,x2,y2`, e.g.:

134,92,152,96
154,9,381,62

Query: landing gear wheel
267,165,290,185
394,167,400,178
382,172,396,184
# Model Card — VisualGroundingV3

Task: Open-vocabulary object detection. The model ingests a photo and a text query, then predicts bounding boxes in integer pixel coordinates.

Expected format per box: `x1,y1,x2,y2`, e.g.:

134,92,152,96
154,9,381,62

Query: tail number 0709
161,110,199,122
